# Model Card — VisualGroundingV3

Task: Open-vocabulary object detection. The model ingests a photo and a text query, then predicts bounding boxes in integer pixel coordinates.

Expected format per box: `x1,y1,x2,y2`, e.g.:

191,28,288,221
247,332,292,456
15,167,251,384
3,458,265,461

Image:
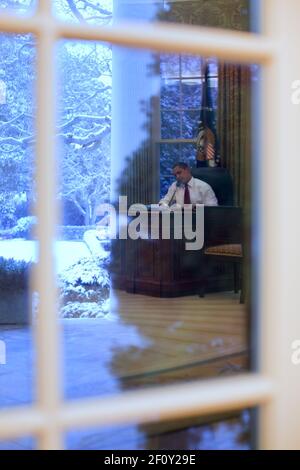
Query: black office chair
191,168,243,301
191,167,234,206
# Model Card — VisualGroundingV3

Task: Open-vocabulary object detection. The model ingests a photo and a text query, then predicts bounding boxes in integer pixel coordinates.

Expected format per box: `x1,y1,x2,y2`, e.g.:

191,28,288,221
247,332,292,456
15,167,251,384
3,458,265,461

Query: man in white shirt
159,162,218,207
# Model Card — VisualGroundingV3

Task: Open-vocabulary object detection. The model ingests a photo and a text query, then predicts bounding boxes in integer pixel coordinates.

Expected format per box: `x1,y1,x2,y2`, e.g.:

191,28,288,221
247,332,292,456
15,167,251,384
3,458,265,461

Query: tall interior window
159,55,218,197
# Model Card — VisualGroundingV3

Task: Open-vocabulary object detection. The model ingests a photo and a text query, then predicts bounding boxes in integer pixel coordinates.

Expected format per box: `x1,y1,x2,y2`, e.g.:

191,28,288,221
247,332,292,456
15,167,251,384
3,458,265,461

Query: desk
111,206,239,297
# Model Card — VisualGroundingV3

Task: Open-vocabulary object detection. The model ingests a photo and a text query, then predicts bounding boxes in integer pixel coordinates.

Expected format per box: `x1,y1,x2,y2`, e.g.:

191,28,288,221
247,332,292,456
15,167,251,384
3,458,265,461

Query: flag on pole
196,61,218,167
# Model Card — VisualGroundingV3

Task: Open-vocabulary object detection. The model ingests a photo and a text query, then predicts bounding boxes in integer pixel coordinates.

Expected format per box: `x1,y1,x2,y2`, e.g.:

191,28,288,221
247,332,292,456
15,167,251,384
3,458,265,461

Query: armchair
200,206,244,301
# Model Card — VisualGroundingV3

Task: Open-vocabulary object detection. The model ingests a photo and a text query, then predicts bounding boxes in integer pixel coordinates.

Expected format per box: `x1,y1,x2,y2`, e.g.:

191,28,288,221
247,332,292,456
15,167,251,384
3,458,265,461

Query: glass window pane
181,55,202,78
0,325,35,407
180,143,197,167
52,1,257,33
160,158,173,178
66,410,253,450
208,83,218,111
53,0,112,25
0,0,36,15
159,53,217,139
0,436,35,450
56,38,111,338
0,33,36,410
182,110,201,138
56,43,258,414
160,143,181,169
182,79,203,109
161,79,180,109
207,57,218,76
112,0,253,32
161,110,181,139
160,53,180,78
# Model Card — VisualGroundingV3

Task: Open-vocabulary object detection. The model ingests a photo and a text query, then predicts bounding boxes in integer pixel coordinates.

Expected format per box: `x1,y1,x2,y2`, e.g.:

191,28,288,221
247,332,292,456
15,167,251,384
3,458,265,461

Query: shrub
83,229,110,258
10,216,37,239
60,299,109,319
60,256,110,287
57,226,96,241
0,194,17,229
0,256,32,290
58,255,110,318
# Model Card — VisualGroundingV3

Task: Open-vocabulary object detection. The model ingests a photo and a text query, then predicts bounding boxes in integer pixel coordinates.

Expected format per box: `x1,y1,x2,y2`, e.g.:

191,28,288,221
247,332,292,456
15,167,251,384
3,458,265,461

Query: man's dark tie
184,183,191,204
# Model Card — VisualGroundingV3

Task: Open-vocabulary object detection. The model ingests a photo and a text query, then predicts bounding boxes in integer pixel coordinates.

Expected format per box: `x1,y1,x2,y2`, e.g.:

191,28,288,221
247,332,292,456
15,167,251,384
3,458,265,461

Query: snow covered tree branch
0,0,113,228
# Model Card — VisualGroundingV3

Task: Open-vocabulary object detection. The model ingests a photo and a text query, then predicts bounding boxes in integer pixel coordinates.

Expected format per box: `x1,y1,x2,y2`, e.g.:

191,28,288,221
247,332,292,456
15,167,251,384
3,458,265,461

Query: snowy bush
59,256,110,318
10,216,37,239
60,256,109,287
61,299,109,319
83,229,110,258
0,256,32,290
61,285,105,304
57,226,95,241
0,194,17,229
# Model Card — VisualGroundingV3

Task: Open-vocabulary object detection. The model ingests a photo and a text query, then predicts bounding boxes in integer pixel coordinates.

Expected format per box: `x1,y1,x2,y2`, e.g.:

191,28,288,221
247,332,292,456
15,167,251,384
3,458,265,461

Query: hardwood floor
109,289,249,389
104,288,250,446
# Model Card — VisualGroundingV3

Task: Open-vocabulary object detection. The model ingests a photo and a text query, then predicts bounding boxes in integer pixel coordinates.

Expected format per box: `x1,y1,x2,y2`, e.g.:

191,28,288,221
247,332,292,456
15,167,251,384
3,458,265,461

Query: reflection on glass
52,0,253,32
56,42,256,451
181,143,200,166
112,0,252,32
53,0,112,25
160,56,217,142
56,39,111,325
0,33,36,409
161,79,181,109
160,54,180,78
182,80,202,109
181,56,203,78
161,110,181,139
0,0,36,14
0,436,35,450
66,410,252,450
182,110,202,138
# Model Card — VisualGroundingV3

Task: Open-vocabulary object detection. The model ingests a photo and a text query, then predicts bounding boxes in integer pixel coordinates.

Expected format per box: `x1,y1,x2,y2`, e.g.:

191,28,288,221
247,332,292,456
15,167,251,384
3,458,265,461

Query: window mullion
35,5,62,450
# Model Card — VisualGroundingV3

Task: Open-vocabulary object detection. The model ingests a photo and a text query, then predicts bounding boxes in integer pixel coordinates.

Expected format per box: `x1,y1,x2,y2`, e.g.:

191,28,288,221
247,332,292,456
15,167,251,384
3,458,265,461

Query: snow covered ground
0,239,93,274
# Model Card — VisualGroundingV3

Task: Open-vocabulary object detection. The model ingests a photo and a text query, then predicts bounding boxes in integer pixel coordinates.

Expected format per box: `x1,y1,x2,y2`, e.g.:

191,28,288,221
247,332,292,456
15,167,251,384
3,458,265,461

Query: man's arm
159,182,177,206
203,184,218,206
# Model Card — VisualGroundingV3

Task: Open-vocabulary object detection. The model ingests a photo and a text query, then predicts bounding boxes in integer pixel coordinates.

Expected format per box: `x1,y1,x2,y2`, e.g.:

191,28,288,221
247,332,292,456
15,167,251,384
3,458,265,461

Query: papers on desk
148,204,203,211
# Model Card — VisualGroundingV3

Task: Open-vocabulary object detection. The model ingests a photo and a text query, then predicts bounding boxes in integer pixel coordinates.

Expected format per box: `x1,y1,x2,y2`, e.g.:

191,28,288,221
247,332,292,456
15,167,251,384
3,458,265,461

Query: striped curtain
218,63,252,305
218,63,251,208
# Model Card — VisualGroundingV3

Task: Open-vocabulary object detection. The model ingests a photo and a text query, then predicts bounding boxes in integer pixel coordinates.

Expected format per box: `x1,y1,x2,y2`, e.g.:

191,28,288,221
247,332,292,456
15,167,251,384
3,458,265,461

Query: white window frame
0,0,300,450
